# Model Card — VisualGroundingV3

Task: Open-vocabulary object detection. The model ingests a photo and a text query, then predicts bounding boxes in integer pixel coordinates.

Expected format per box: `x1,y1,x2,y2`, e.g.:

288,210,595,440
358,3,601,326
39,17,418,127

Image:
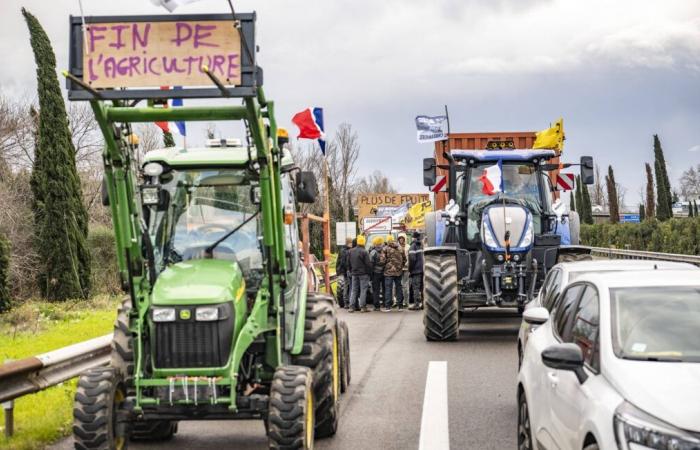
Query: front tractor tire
423,252,460,341
268,365,315,450
73,367,129,450
293,293,341,439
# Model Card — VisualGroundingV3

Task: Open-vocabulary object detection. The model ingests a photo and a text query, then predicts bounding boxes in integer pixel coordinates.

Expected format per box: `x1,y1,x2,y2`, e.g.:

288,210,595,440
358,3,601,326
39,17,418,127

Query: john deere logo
179,309,191,320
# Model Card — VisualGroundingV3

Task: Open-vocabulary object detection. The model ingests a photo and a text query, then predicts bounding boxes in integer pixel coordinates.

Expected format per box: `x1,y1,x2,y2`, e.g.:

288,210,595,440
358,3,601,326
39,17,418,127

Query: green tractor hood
151,259,245,306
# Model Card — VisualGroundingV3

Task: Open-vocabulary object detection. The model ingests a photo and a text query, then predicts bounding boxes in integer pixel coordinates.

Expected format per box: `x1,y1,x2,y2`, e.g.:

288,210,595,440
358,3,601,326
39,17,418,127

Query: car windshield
610,286,700,362
147,168,262,274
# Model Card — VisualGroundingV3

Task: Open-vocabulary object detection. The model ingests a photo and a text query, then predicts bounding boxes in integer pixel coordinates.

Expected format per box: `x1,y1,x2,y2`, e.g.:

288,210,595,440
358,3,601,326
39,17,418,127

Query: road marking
419,361,450,450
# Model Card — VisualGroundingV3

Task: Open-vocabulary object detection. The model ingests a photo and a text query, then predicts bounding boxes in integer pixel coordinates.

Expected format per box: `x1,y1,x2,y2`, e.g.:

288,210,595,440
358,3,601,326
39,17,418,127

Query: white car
517,270,700,450
517,260,698,367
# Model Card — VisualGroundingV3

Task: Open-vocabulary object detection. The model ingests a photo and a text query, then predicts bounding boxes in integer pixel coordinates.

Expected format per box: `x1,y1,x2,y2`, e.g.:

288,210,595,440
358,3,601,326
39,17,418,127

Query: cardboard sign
83,20,241,88
357,193,430,224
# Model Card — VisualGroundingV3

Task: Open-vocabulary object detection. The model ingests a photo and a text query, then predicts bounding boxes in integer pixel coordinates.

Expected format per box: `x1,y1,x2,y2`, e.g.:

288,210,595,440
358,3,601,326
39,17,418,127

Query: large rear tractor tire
293,293,341,439
110,298,177,442
423,252,460,341
73,367,129,450
267,365,315,450
338,320,351,393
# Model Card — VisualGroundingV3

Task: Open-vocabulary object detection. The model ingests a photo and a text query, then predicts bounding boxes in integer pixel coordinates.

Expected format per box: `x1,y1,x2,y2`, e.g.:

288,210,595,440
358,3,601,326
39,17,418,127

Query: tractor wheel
557,252,593,263
267,365,315,450
423,252,460,341
338,320,351,393
73,367,129,450
110,298,177,442
293,293,340,439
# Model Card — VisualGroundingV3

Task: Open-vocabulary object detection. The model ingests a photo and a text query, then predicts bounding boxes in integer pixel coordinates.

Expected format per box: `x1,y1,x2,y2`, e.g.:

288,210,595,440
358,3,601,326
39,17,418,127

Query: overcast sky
1,0,699,208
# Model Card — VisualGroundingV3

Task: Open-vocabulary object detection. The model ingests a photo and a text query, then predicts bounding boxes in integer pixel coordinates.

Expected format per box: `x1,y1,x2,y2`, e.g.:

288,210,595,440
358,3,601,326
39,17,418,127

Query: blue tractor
421,149,594,341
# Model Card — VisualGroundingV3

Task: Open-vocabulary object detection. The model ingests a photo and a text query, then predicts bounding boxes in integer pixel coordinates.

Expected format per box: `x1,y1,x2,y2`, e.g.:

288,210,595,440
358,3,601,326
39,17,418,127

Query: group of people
336,231,424,313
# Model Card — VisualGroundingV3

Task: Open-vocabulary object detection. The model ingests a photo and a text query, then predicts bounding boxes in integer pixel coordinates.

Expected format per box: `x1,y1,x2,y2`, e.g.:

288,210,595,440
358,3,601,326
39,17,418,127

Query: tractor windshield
147,168,263,275
462,162,544,242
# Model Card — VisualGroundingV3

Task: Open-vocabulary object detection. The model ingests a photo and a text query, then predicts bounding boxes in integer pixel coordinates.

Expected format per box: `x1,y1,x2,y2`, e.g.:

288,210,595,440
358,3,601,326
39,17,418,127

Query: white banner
335,222,357,246
415,115,448,143
362,216,393,233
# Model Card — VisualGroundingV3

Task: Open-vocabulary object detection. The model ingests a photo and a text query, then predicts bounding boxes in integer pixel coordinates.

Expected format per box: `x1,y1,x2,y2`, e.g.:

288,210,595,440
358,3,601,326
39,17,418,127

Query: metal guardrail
0,334,112,437
584,246,700,266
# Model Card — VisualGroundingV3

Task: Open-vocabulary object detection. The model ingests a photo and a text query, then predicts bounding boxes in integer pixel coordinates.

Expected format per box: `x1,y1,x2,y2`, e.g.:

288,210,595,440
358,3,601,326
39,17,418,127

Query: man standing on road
369,236,385,311
349,235,372,313
336,237,352,308
398,233,410,309
382,235,406,311
408,231,424,310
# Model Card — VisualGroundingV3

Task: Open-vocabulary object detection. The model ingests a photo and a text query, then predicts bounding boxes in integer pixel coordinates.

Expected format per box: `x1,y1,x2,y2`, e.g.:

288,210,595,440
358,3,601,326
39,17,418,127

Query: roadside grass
0,295,120,450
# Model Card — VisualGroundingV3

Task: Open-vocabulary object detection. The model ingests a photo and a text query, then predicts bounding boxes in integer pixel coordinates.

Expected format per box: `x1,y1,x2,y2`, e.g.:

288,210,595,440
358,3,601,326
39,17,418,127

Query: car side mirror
423,158,436,187
580,156,594,185
296,171,318,204
522,307,549,325
542,343,588,384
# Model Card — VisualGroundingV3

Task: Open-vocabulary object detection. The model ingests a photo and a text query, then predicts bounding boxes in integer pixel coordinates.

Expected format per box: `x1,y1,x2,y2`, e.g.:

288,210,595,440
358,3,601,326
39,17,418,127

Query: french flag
292,107,326,154
479,160,503,195
154,86,186,137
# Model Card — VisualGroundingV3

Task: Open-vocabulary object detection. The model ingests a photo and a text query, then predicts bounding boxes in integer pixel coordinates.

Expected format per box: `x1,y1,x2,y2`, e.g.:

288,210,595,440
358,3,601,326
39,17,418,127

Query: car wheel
518,391,533,450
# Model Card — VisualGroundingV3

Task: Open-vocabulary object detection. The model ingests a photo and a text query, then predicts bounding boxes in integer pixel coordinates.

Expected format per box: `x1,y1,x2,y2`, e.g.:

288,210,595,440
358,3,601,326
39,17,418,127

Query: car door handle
547,371,558,388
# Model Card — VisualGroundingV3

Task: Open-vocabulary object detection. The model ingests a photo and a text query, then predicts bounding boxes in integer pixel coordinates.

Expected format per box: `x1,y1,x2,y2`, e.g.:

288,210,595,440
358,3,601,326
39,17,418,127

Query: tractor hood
481,204,534,252
151,259,244,306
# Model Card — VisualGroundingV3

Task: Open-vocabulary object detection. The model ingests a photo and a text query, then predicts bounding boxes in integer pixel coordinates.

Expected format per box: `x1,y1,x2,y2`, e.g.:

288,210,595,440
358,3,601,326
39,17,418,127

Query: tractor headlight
614,401,700,450
512,254,521,262
152,307,176,322
482,222,499,249
196,306,220,321
519,219,534,248
496,254,505,262
141,186,160,205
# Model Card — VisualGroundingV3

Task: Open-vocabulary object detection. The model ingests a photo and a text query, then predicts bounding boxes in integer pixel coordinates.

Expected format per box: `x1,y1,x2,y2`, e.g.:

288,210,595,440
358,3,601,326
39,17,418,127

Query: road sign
555,173,575,191
431,175,447,193
362,216,393,233
335,222,357,246
620,214,640,223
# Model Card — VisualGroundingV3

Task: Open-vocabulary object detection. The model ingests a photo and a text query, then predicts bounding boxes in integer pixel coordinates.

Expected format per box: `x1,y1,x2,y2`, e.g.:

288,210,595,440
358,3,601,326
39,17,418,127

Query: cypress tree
645,163,655,220
654,135,673,219
606,166,619,223
639,204,645,221
163,131,176,147
0,233,10,313
655,159,670,220
23,9,91,300
581,184,594,224
569,191,576,212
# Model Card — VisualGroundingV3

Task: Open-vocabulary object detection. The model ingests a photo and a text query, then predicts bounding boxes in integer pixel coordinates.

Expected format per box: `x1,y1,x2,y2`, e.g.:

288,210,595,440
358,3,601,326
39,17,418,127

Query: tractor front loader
65,12,349,450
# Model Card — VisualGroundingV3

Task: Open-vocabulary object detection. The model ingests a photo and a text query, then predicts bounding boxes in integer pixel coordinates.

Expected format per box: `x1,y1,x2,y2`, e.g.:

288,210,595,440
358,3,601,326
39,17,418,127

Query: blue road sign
620,214,640,223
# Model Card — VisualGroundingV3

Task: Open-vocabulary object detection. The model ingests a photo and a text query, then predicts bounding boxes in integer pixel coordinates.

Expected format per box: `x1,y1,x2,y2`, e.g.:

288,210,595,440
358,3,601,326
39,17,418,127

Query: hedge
87,225,121,295
581,218,700,255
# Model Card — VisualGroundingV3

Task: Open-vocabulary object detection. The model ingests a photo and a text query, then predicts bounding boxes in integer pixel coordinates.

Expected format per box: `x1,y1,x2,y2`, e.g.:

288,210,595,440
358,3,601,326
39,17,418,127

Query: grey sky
1,0,699,207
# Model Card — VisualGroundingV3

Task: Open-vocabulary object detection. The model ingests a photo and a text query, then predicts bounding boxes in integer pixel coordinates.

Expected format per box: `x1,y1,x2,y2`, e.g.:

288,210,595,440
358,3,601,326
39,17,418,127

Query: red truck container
432,132,561,209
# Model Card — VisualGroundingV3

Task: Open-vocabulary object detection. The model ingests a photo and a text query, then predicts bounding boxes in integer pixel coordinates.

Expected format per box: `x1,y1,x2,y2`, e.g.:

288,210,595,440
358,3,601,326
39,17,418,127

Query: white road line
419,361,450,450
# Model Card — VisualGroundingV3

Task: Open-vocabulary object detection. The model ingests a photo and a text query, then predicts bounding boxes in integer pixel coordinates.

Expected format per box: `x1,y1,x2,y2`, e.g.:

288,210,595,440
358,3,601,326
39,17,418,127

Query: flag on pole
292,107,326,154
479,161,503,195
172,86,186,137
154,86,186,136
150,0,203,12
533,117,565,152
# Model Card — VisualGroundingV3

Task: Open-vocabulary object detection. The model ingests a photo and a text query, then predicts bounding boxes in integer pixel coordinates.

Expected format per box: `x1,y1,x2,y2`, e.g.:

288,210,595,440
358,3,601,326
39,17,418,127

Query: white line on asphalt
419,361,450,450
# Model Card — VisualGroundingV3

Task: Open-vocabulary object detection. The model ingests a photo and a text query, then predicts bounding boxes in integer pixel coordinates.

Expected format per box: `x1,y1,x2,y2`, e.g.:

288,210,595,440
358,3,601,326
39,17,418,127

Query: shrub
88,226,120,295
581,218,700,255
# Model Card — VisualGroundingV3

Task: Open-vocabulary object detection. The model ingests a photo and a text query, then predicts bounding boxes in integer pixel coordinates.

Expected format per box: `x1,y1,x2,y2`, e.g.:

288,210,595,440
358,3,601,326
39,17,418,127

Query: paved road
52,308,520,450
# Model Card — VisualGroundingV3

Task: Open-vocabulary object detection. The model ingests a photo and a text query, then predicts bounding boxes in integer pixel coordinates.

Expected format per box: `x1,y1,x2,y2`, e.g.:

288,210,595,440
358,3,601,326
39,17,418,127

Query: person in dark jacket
369,236,385,311
408,231,424,310
336,237,353,308
349,235,372,312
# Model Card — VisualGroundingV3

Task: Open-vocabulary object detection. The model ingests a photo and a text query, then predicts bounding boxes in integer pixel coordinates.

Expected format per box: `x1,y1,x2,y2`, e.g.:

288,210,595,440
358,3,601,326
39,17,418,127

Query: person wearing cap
336,237,353,308
369,236,385,311
397,233,410,310
408,231,424,310
348,235,372,313
382,235,407,311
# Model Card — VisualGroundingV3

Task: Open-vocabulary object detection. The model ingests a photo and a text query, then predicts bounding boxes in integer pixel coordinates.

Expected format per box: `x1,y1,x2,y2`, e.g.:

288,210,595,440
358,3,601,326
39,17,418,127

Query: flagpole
444,104,451,135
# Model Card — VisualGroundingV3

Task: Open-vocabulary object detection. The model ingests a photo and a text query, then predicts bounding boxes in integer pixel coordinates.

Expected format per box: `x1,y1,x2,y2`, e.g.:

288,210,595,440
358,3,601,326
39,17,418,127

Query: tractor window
149,168,263,276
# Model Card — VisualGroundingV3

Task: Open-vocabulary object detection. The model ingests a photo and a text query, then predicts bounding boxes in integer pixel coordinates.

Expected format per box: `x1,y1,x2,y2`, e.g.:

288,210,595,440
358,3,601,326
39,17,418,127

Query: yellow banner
533,117,565,153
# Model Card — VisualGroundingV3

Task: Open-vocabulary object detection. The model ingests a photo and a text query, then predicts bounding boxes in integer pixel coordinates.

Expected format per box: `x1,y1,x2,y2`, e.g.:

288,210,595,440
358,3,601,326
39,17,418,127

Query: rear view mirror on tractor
423,157,436,186
296,171,319,203
580,156,594,184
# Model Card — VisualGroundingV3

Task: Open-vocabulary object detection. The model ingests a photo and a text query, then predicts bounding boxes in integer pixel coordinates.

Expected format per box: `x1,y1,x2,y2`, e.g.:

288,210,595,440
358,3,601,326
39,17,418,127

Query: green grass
0,296,120,450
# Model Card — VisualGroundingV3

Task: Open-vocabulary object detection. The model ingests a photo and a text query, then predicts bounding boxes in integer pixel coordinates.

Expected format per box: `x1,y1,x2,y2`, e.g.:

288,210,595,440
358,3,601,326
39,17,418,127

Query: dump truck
65,12,349,449
421,127,594,341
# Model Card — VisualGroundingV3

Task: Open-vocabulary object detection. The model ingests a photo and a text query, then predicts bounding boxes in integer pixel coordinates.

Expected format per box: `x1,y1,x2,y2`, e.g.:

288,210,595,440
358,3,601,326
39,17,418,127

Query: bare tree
0,94,36,173
355,170,396,194
329,123,360,221
591,163,606,208
679,165,700,201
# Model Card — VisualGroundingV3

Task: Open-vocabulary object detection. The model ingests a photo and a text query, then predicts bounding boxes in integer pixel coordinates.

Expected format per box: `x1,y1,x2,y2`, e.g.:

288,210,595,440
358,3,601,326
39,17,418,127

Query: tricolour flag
154,86,186,137
479,161,503,195
292,107,326,154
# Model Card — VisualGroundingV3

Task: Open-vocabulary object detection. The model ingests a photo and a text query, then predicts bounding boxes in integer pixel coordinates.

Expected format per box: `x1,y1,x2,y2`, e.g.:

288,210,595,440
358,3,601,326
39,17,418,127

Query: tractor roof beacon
66,13,349,450
421,143,595,342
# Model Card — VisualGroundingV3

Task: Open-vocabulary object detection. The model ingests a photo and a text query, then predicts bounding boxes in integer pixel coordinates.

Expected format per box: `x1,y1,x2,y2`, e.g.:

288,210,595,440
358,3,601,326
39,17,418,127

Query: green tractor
66,12,350,449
